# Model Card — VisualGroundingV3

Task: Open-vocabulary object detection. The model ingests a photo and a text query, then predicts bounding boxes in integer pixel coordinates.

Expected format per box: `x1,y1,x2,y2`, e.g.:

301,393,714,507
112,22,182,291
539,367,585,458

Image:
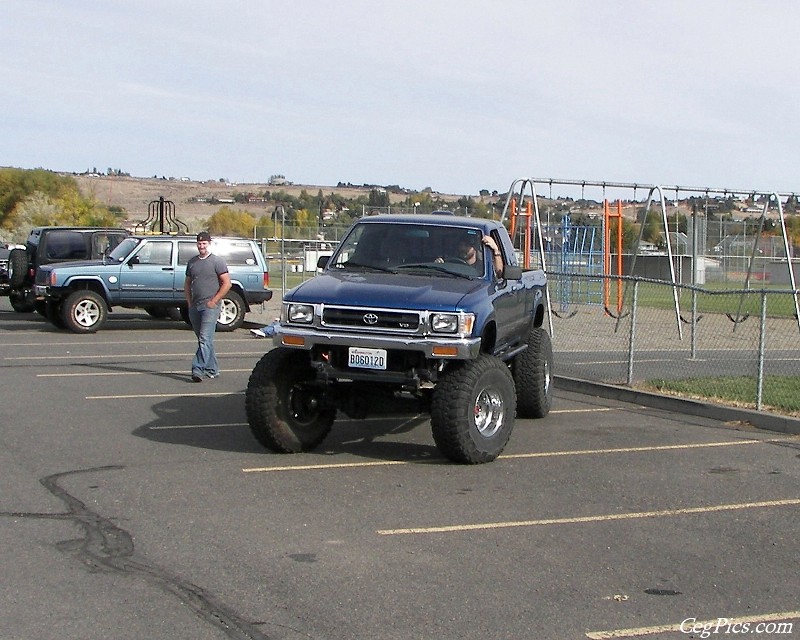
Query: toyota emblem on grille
363,313,379,325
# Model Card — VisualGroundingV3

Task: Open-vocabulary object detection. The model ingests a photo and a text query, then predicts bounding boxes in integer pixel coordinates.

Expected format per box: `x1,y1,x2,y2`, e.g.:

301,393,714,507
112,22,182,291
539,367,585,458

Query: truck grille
321,306,421,332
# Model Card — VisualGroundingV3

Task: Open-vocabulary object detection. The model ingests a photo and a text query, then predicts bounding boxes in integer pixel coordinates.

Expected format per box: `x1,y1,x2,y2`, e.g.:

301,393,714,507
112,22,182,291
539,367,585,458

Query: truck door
118,239,175,301
490,231,529,351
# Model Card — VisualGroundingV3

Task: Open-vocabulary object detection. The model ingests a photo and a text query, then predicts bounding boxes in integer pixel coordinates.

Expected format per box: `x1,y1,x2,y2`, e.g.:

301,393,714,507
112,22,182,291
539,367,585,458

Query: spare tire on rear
8,248,28,288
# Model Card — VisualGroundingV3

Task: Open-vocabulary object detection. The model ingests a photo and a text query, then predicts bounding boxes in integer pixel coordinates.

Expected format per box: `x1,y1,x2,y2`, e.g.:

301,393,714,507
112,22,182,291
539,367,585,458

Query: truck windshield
329,222,485,277
108,237,141,262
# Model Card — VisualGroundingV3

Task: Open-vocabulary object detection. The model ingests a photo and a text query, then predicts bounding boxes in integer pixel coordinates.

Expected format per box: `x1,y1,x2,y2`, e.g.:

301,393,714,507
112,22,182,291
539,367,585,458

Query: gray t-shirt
185,254,228,308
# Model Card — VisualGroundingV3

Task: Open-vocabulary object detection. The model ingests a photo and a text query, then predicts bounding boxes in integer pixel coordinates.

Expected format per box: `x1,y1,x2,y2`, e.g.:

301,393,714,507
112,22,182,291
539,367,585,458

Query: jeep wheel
246,348,335,453
9,290,35,313
217,290,245,331
8,248,28,288
179,306,191,326
430,355,517,464
512,326,553,419
46,301,66,329
62,290,108,333
144,306,169,318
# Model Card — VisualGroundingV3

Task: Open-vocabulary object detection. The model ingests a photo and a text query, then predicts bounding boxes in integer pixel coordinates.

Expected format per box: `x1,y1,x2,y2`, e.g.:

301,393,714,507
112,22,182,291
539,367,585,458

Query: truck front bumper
273,326,482,360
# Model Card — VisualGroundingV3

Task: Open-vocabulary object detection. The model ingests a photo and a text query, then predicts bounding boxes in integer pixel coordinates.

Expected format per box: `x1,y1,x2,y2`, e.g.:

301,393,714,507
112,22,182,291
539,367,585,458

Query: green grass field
642,376,800,415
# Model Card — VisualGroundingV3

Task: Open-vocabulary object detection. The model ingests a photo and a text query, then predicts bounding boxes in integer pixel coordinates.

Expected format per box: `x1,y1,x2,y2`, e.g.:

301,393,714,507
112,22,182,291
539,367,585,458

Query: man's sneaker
191,373,203,383
205,371,219,379
250,328,267,338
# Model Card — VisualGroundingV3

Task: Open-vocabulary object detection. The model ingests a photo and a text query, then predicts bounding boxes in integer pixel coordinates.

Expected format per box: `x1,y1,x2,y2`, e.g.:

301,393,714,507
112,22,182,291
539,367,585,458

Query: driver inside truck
436,233,504,278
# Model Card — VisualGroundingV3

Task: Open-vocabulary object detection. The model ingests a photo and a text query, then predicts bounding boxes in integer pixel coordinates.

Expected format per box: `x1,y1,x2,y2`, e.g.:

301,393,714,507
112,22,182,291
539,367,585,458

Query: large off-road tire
216,290,246,331
430,355,517,464
61,290,108,333
246,348,336,453
9,290,35,313
8,248,28,288
513,326,553,419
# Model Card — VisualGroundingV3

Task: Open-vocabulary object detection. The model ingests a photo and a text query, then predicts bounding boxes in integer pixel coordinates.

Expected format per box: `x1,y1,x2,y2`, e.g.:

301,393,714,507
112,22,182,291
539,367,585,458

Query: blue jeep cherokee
35,235,272,333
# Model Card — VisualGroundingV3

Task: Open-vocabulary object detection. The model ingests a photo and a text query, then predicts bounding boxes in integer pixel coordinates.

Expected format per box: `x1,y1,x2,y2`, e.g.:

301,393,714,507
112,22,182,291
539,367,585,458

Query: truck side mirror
317,255,330,270
503,265,522,280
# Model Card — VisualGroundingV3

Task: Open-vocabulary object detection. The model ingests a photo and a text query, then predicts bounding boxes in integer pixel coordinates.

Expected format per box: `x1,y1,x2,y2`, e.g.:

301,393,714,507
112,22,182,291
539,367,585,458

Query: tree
207,207,257,237
641,210,662,244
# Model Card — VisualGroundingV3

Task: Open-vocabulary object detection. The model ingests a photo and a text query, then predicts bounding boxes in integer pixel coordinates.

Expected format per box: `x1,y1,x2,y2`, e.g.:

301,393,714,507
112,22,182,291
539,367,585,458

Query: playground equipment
499,177,800,337
603,200,624,317
134,196,189,235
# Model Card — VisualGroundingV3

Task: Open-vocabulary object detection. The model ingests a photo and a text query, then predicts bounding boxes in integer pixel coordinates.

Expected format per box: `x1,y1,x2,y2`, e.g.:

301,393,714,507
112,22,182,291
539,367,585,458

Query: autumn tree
207,206,257,237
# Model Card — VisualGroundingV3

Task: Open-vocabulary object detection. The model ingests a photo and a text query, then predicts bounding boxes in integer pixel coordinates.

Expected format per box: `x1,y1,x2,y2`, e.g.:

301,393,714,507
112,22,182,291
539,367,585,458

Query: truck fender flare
64,277,112,305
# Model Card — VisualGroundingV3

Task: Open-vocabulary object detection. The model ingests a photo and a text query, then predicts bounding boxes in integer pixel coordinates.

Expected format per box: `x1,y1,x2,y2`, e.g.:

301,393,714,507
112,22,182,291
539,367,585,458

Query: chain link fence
548,271,800,416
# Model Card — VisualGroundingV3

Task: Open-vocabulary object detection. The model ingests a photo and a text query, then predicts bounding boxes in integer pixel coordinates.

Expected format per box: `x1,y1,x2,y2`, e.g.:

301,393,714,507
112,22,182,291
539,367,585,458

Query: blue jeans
188,304,220,377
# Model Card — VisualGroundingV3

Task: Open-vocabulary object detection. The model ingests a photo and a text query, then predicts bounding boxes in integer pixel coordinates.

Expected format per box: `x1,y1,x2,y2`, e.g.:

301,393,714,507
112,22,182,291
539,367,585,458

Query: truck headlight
431,312,475,336
287,303,314,324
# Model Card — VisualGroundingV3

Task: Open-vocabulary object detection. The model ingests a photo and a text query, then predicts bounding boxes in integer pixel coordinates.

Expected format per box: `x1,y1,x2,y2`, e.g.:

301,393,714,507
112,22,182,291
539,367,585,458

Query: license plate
348,347,387,370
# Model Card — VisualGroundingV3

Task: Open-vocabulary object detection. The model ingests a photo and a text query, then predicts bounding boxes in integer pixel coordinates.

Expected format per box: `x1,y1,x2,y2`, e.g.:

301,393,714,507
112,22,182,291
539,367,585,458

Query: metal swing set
498,177,800,339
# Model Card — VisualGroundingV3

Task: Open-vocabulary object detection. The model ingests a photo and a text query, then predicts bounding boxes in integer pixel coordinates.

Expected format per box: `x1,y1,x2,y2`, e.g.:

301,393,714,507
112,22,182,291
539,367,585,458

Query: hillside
73,174,462,226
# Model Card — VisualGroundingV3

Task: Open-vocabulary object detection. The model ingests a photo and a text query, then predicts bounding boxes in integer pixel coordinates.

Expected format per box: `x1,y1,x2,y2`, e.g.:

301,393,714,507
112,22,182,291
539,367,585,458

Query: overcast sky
2,1,799,199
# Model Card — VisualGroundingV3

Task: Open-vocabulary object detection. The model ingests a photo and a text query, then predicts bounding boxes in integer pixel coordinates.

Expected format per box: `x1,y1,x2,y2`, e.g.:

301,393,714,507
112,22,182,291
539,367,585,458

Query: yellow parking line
241,439,769,473
245,460,410,473
377,498,800,536
586,609,800,639
501,439,764,460
148,423,248,430
551,407,617,414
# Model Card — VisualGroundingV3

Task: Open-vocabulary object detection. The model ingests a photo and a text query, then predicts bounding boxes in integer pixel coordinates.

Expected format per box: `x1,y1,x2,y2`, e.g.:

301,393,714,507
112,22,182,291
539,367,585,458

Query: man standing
184,231,231,382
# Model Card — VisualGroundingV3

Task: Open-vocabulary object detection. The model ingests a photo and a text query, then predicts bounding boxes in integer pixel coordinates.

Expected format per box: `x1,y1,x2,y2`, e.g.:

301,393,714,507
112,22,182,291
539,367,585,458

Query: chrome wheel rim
473,386,504,438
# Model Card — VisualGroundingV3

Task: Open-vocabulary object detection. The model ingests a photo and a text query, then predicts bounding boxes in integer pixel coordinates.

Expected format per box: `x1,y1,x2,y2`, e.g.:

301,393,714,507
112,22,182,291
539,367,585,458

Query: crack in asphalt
2,466,274,640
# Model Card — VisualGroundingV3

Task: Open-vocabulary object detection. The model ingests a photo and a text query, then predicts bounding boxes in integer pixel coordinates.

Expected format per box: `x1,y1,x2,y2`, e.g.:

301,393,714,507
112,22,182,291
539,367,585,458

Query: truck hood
285,272,486,311
38,259,111,271
35,259,118,283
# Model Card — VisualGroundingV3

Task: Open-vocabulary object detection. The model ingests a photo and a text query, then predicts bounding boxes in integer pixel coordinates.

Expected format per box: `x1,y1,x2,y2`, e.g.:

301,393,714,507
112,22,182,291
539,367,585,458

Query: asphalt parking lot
1,298,799,640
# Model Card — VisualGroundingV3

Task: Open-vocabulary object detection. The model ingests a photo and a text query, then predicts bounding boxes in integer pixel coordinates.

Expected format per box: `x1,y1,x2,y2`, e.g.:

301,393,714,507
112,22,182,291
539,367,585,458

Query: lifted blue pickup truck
246,213,552,464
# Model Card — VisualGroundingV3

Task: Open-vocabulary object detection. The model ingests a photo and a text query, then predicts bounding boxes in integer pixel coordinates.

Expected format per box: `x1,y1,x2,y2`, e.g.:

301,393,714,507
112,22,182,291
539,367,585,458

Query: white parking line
6,351,260,360
586,609,800,639
87,392,242,399
377,498,800,536
0,339,197,347
38,368,253,377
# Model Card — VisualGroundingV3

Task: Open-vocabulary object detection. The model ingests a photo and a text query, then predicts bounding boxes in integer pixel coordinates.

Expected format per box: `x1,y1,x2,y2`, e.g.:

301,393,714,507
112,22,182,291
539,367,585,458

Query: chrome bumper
274,326,482,359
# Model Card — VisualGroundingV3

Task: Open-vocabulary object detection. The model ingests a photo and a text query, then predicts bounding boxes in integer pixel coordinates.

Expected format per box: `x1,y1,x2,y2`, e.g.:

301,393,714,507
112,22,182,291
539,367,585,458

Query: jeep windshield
108,237,142,262
328,222,485,277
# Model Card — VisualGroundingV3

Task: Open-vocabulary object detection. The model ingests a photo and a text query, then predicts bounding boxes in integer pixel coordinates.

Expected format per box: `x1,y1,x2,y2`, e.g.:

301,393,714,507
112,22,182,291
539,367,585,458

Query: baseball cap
196,231,212,242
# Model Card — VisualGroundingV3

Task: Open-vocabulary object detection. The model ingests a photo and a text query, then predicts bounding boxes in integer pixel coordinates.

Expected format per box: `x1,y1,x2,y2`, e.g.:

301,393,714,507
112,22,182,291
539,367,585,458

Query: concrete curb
555,375,800,436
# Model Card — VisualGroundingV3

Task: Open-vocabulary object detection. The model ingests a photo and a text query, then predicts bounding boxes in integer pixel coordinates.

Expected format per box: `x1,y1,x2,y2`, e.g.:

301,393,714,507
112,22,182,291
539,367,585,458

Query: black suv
2,227,129,312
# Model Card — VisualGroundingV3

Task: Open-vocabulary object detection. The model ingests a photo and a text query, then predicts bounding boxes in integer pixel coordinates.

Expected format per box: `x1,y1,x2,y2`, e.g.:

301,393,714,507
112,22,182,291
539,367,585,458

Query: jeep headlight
431,312,475,336
286,303,314,324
